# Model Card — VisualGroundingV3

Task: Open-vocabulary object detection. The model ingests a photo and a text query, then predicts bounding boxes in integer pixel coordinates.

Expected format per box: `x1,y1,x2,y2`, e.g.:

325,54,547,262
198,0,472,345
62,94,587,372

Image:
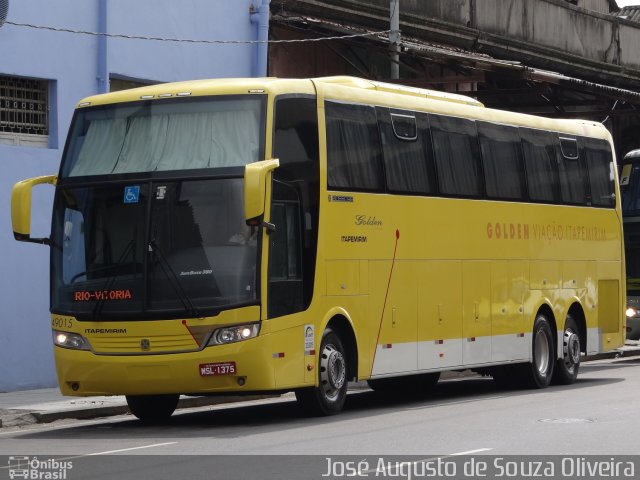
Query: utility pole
97,0,109,93
390,0,400,80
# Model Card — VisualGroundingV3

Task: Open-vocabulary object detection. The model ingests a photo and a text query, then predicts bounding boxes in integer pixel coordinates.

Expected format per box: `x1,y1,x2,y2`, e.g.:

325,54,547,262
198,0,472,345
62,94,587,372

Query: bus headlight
208,323,260,346
626,307,638,318
53,330,91,350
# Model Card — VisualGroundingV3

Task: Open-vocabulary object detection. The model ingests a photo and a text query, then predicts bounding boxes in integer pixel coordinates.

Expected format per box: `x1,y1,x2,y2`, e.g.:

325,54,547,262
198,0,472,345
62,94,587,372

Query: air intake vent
0,0,8,28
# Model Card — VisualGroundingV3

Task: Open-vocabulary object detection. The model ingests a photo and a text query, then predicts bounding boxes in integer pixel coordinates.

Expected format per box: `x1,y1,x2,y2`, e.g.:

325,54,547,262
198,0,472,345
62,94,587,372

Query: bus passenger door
267,181,306,388
268,181,304,318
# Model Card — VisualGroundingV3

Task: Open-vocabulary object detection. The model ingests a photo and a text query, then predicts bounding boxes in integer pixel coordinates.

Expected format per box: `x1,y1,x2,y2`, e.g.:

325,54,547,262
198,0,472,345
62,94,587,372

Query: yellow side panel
598,280,621,334
270,322,305,388
491,261,526,335
462,261,491,364
562,261,588,289
326,260,360,296
492,260,528,361
369,261,417,373
530,261,562,290
597,262,624,350
418,261,463,368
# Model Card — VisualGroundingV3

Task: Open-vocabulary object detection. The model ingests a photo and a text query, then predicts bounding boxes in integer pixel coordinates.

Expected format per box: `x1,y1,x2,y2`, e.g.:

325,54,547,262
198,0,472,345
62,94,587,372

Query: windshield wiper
149,239,201,318
91,239,137,320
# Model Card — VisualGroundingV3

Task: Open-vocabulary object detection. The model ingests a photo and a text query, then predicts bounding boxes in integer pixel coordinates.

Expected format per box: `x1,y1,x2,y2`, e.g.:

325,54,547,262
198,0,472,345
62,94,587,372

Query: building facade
0,0,265,391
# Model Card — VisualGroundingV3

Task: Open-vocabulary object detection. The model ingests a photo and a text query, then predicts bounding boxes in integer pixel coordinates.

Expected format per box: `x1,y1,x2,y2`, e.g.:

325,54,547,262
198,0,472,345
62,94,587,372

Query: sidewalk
1,340,639,428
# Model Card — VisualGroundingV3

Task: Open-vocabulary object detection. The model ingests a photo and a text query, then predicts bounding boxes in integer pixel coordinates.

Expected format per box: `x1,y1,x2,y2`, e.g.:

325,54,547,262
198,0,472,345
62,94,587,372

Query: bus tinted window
557,137,587,205
325,101,384,191
583,138,615,208
378,108,436,194
430,115,482,197
274,97,319,170
520,128,559,203
477,122,525,200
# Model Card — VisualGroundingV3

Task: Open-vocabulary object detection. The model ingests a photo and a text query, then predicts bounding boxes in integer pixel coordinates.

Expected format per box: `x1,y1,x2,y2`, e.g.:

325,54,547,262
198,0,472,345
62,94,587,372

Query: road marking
86,442,178,455
449,448,493,455
0,442,179,469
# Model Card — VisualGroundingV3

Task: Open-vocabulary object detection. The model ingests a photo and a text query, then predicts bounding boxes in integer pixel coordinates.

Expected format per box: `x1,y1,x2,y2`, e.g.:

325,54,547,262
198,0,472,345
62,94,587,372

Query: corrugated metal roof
272,13,640,105
618,6,640,22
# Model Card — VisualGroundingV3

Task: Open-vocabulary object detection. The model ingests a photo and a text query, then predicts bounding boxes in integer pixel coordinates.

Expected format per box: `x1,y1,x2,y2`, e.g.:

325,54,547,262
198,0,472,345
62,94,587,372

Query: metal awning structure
270,12,640,123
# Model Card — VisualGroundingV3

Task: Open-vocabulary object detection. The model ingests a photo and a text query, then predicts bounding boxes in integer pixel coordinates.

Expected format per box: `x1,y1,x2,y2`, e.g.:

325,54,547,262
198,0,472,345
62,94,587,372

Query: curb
584,342,640,362
0,394,275,428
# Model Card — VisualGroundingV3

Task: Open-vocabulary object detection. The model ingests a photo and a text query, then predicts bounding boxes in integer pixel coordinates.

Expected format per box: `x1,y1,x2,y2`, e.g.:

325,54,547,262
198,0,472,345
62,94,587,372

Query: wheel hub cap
564,332,580,365
327,350,346,390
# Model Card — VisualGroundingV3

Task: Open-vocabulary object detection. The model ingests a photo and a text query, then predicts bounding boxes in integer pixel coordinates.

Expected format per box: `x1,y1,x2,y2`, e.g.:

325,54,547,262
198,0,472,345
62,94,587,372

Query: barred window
0,75,49,147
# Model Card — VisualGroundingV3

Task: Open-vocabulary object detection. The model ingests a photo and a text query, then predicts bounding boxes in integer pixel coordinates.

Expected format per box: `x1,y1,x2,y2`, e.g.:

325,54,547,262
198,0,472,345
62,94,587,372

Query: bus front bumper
54,338,277,396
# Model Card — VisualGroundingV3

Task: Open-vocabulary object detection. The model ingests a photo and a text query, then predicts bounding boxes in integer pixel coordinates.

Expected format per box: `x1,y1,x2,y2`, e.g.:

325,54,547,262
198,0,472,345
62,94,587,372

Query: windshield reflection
51,177,259,320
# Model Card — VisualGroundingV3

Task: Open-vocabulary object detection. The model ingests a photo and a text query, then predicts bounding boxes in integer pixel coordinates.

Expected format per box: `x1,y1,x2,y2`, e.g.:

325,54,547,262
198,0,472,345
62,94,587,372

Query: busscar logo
8,456,73,479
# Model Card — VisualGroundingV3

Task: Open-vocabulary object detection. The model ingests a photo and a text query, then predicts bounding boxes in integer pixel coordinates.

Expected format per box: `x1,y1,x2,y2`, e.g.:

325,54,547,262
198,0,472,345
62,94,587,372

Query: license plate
199,362,236,376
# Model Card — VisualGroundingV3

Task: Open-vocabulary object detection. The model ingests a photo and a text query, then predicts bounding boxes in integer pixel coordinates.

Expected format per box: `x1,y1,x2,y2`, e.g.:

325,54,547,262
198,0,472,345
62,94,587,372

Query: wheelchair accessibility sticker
123,185,140,204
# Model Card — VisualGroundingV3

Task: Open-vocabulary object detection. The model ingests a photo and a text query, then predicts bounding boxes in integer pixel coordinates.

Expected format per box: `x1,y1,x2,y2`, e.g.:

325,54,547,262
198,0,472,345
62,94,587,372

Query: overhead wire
4,20,391,44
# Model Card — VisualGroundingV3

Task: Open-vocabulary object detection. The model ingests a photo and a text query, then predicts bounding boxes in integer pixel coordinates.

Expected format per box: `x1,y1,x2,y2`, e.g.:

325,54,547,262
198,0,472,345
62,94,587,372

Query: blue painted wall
0,0,262,392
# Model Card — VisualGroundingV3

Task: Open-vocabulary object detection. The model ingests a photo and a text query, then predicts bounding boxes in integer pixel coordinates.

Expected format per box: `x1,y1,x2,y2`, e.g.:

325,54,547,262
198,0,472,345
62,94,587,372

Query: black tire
296,329,348,416
368,372,440,394
521,314,555,389
126,394,179,424
552,315,581,385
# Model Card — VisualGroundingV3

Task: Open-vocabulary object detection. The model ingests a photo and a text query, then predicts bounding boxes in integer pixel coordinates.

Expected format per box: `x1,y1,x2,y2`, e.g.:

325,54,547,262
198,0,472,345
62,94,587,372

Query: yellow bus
12,76,625,422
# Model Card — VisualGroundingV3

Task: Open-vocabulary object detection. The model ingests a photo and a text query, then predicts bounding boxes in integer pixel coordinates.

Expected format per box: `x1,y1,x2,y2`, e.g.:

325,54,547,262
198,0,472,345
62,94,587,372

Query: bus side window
429,114,483,198
520,128,560,203
557,136,588,205
325,101,384,192
583,138,615,208
377,108,436,195
273,97,319,169
477,122,525,200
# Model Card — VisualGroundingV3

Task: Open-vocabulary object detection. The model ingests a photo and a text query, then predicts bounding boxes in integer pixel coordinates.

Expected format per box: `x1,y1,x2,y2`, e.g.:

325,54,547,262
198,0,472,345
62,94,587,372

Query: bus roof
75,76,483,108
314,76,484,107
74,76,610,141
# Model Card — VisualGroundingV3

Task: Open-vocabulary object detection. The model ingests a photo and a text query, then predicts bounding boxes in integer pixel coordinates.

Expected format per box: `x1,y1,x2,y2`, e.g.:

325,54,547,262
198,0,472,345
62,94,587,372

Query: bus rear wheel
552,315,581,385
126,394,179,423
296,328,348,416
521,314,555,389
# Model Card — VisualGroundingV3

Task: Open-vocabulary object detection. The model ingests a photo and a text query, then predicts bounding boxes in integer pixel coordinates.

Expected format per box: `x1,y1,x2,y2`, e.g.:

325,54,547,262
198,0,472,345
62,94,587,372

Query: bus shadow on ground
11,373,624,442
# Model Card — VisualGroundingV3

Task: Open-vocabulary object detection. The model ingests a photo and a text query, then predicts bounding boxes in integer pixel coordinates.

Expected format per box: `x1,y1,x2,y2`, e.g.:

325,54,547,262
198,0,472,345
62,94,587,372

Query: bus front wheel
295,328,348,416
126,394,179,423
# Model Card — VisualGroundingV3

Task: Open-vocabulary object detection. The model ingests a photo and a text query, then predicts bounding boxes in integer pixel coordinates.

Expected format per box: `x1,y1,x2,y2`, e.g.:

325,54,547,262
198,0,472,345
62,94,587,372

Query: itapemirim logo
8,456,72,479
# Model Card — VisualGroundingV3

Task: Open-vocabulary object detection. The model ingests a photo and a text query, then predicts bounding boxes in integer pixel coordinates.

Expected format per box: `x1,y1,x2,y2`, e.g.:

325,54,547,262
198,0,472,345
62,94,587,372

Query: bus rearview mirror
11,174,57,244
244,159,279,223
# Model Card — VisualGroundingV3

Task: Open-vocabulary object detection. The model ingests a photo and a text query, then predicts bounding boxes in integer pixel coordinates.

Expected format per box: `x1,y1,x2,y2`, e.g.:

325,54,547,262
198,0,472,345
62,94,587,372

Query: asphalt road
0,356,639,479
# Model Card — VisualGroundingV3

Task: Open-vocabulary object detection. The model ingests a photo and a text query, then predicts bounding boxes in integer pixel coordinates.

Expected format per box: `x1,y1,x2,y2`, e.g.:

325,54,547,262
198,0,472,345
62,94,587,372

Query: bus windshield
52,177,259,320
621,161,640,217
621,157,640,296
51,95,266,320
